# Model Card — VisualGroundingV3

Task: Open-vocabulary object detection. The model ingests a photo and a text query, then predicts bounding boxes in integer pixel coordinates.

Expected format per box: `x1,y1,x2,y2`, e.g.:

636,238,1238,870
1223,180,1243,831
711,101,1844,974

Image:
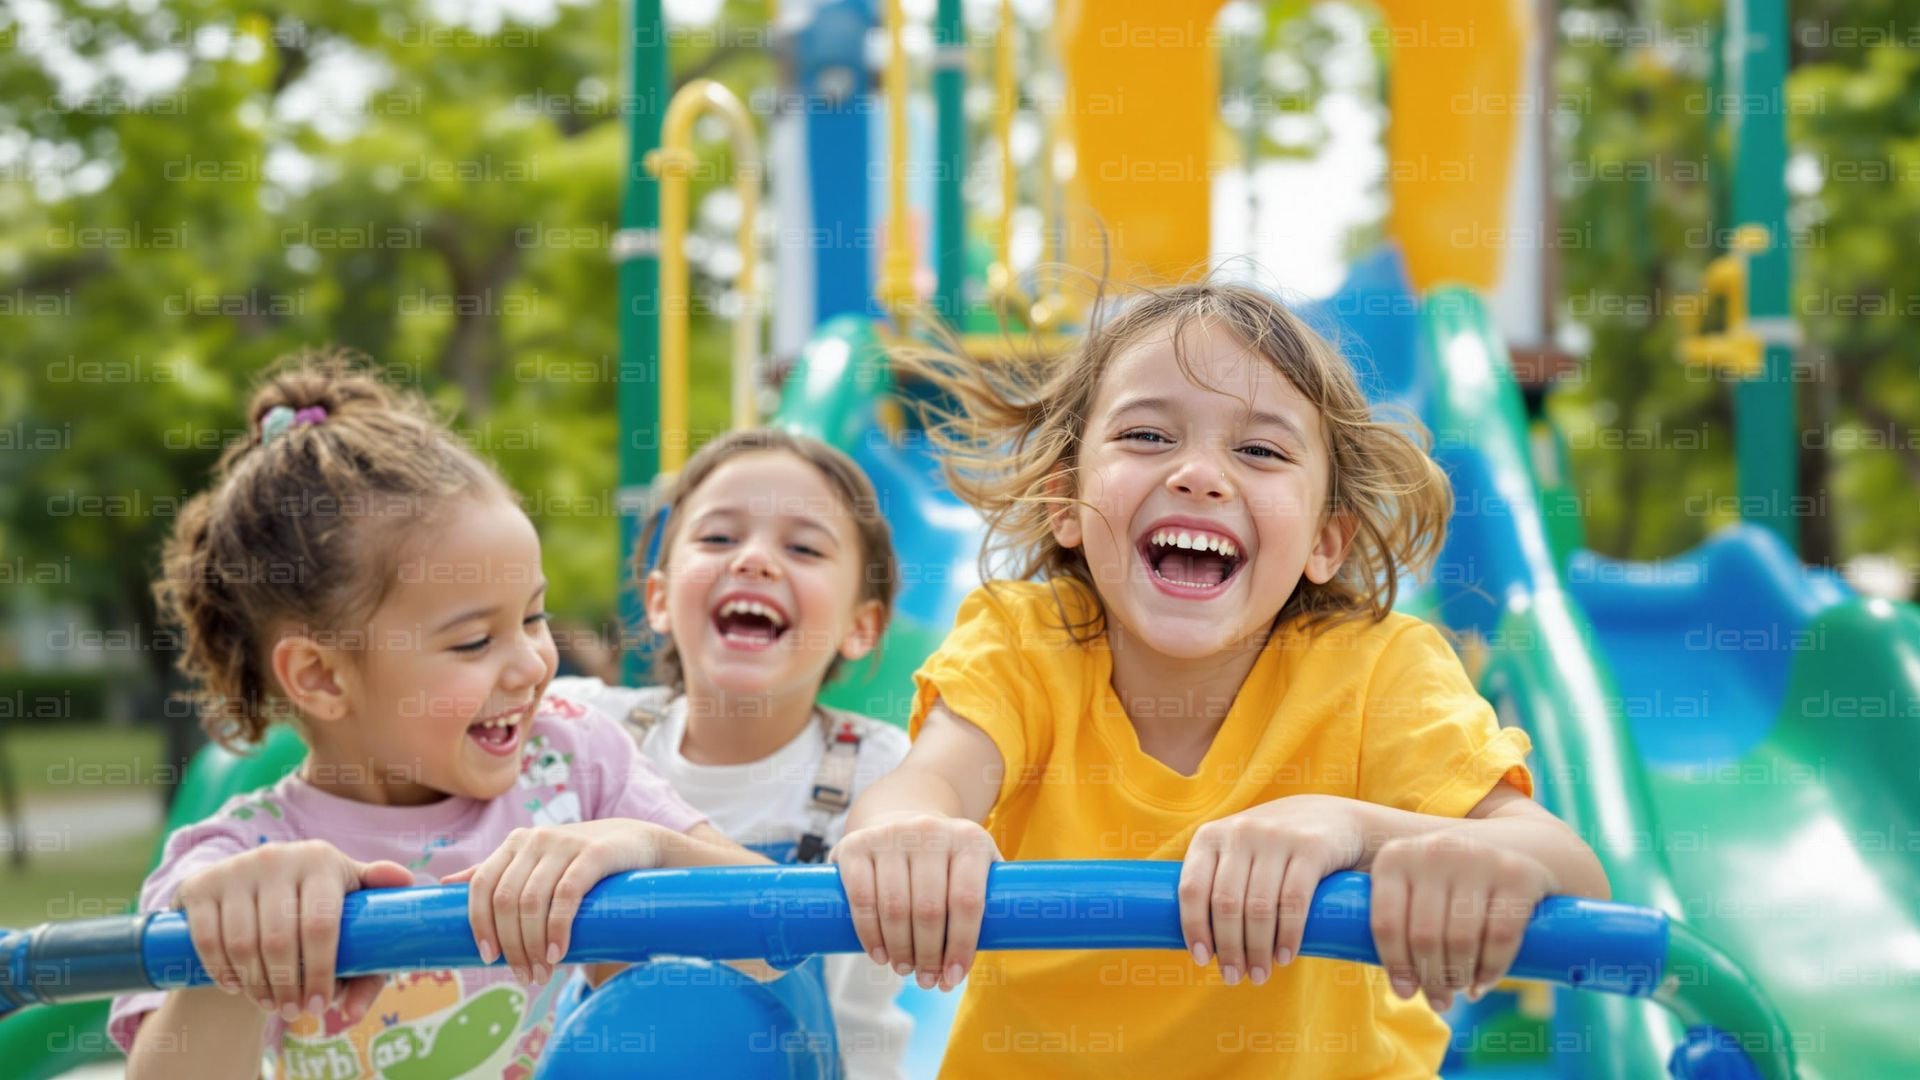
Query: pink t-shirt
109,692,705,1079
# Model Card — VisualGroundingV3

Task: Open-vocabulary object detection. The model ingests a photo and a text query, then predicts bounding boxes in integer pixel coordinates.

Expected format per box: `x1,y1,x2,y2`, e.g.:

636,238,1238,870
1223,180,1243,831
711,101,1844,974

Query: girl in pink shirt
111,354,760,1080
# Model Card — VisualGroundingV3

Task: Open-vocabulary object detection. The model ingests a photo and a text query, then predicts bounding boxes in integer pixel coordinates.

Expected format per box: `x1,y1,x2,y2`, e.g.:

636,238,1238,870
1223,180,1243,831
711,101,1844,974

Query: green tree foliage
1551,0,1920,578
2,0,771,684
1551,0,1731,561
1784,0,1920,572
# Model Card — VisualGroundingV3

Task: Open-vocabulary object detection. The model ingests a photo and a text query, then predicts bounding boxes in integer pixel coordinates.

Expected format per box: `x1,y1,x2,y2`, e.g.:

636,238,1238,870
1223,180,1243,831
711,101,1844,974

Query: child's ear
838,599,887,662
643,568,672,635
1303,509,1357,585
1044,469,1083,550
271,633,348,724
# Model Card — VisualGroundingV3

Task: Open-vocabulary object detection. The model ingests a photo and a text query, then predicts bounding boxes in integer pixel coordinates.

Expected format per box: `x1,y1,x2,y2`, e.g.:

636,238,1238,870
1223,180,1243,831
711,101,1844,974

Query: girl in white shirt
554,427,911,1079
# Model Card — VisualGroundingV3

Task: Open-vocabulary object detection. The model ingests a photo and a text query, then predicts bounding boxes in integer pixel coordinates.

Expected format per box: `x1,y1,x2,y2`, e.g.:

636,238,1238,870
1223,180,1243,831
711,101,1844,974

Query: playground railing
0,861,1786,1078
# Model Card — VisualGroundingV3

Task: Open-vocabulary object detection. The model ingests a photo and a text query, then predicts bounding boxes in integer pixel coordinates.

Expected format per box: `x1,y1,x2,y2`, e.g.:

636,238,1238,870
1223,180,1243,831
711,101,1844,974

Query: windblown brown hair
892,279,1451,641
154,349,511,750
635,428,897,693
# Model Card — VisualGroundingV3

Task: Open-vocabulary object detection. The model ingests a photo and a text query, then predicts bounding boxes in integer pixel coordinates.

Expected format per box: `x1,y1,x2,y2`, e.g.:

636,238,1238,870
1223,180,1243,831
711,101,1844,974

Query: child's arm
1179,784,1607,1010
672,822,778,868
843,700,1003,824
834,699,1004,993
1352,782,1607,892
126,988,267,1080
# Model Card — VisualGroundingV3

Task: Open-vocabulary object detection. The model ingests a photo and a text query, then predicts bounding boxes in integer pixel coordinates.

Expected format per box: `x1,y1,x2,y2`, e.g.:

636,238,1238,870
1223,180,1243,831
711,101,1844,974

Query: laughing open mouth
468,706,528,755
711,596,790,646
1140,527,1245,590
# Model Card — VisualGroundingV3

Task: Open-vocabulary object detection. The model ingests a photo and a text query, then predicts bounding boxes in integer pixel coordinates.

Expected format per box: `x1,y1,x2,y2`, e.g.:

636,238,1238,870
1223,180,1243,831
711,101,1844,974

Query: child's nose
501,633,550,690
729,540,781,580
1167,456,1232,500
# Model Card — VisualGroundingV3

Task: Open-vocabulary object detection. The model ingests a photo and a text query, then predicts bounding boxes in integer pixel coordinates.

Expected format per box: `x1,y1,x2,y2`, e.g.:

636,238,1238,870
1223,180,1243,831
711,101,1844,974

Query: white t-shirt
549,677,912,1080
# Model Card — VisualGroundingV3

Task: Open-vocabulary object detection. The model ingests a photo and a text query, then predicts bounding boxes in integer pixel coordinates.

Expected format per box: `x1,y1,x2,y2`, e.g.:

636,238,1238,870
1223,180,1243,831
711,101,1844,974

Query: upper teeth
718,598,787,628
476,712,518,728
1149,529,1238,559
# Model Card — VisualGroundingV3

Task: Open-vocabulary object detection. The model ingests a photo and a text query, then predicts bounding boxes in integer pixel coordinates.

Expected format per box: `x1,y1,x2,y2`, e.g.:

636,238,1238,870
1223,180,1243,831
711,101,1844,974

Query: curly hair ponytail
154,349,511,749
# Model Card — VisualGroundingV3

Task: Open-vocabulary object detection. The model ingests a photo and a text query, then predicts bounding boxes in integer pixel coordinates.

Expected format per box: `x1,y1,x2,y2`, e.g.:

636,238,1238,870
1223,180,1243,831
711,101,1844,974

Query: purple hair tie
260,405,329,445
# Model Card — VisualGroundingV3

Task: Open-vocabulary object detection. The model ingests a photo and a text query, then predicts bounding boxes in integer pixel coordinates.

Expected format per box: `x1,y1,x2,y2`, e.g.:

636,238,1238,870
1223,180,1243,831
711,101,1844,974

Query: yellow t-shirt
910,581,1535,1080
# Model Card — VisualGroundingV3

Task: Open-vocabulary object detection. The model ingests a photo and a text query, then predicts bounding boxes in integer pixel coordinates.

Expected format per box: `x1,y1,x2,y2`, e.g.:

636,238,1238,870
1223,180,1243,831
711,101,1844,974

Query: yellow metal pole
645,78,763,472
983,0,1049,331
988,0,1018,310
996,0,1013,275
1031,74,1067,332
877,0,916,317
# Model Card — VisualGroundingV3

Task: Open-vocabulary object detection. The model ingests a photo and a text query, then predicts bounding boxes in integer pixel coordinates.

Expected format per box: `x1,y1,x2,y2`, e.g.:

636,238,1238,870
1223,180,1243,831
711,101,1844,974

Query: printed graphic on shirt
277,971,560,1080
518,734,580,826
406,835,454,872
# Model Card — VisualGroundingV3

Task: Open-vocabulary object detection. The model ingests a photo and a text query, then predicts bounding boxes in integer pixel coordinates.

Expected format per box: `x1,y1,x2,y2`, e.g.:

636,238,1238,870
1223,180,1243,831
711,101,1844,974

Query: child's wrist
1269,794,1382,871
865,808,959,830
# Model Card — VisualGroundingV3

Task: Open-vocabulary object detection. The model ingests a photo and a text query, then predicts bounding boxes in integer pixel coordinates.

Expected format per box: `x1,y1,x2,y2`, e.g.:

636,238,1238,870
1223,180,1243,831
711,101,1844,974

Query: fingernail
307,995,325,1017
893,961,913,976
945,963,965,988
1222,965,1242,986
1275,947,1293,968
478,940,497,966
278,1002,300,1022
869,948,887,966
1469,982,1489,1001
1249,966,1268,986
1190,942,1210,966
915,971,935,990
547,943,561,965
1390,975,1415,999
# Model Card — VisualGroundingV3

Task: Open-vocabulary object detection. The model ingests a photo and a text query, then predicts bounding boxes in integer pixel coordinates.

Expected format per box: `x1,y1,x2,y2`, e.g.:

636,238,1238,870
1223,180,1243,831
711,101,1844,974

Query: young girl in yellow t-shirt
832,282,1611,1079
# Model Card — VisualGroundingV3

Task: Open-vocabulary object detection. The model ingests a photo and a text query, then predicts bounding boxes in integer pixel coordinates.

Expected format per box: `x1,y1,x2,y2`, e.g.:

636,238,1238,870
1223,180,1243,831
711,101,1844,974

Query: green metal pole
1726,0,1798,552
934,0,967,323
617,0,666,682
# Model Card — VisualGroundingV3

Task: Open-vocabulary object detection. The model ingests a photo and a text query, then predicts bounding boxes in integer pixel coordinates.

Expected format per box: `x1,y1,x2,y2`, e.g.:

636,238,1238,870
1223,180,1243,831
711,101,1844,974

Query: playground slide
770,314,988,729
1314,247,1920,1078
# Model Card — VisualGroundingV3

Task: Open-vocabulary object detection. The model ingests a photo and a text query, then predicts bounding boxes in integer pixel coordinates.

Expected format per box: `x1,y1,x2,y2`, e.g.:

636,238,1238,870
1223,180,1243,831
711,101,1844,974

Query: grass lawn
2,722,170,798
0,828,162,928
0,723,170,928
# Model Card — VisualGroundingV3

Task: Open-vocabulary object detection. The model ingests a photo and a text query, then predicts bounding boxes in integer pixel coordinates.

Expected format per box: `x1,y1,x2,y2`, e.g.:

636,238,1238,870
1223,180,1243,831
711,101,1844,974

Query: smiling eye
696,533,734,546
453,637,490,654
524,612,550,629
1119,429,1171,444
788,543,825,558
1239,444,1289,461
